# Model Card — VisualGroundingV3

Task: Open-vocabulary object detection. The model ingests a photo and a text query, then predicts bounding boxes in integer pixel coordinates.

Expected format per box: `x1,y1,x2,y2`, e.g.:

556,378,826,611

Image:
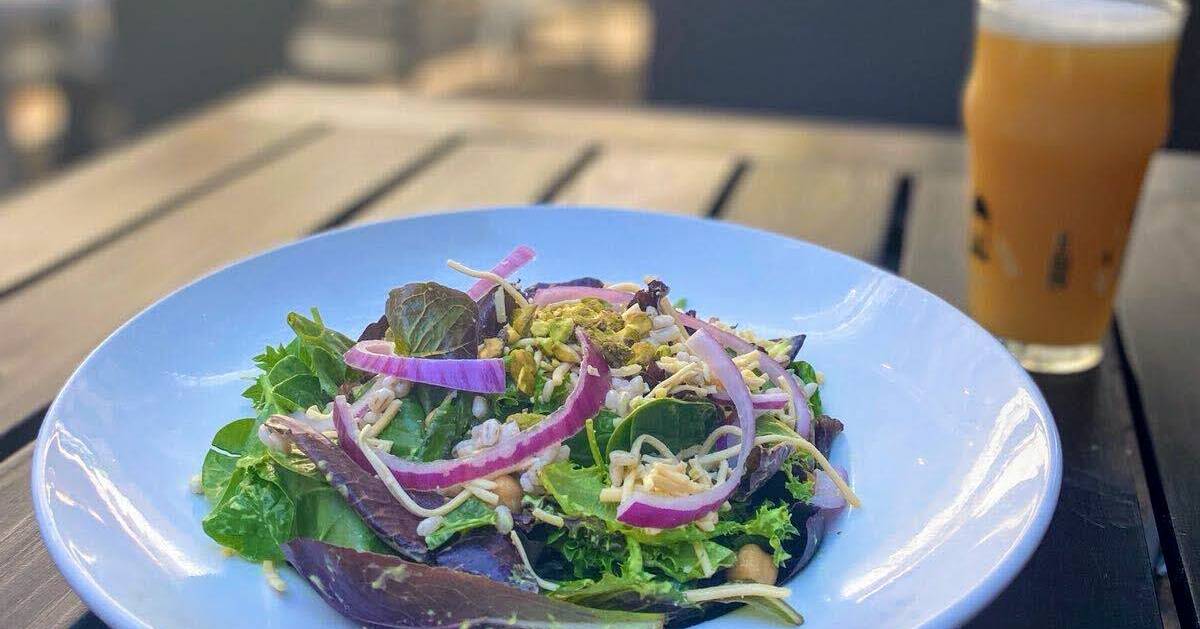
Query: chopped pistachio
509,305,537,337
630,341,656,365
478,337,504,359
541,339,581,363
509,412,545,430
504,325,521,344
508,349,537,396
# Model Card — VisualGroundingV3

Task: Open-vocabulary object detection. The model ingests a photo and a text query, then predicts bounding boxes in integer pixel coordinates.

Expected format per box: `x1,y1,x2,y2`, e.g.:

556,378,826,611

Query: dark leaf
476,285,519,340
813,414,844,458
434,530,538,592
522,276,605,299
779,504,828,584
357,314,389,342
386,282,479,359
564,409,618,466
265,415,439,562
282,539,665,628
374,398,425,458
628,279,670,311
733,443,796,501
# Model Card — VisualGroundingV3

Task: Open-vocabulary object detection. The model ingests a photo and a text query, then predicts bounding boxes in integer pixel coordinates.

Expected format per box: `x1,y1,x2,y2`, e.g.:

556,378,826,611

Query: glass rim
977,0,1188,44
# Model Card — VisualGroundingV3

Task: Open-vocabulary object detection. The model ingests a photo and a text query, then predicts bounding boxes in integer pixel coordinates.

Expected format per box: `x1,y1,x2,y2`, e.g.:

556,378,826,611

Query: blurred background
0,0,1196,194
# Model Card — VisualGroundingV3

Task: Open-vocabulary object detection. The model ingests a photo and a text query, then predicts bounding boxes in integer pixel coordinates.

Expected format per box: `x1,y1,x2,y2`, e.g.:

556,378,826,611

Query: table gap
880,174,914,272
0,124,329,303
535,143,602,203
312,134,464,231
703,157,751,219
1116,319,1198,629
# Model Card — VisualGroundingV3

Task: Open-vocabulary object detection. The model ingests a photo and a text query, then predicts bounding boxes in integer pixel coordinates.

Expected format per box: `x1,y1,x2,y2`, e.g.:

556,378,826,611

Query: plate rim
31,204,1063,629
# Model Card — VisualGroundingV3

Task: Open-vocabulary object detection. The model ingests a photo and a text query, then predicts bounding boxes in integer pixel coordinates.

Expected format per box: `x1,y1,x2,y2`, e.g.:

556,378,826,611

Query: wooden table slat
230,79,967,174
901,174,1162,628
551,145,736,215
1117,154,1200,625
0,445,86,628
354,138,589,223
722,161,899,262
0,113,315,296
0,128,446,442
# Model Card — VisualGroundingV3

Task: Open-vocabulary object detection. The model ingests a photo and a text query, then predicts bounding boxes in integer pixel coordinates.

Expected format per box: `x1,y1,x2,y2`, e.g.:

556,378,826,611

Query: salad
196,245,858,628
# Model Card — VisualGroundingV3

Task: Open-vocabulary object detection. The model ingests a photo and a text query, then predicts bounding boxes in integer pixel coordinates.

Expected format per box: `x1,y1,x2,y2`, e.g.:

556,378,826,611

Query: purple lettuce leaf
628,279,670,311
283,539,665,629
476,285,520,339
264,415,440,562
813,414,844,458
357,315,389,342
733,442,796,501
772,334,806,365
433,530,537,593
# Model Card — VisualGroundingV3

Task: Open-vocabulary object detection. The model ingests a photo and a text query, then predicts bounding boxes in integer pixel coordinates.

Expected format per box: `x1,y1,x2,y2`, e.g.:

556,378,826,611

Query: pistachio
630,341,656,365
509,412,545,430
504,325,521,344
541,339,581,363
529,320,550,337
508,349,537,396
478,337,504,359
509,305,537,337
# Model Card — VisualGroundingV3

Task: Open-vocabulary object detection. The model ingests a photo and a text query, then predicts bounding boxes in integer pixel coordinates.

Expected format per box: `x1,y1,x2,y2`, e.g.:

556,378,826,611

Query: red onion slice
615,329,756,528
465,245,536,300
344,340,505,394
756,353,813,439
337,329,610,490
675,311,756,354
529,285,633,307
711,390,789,410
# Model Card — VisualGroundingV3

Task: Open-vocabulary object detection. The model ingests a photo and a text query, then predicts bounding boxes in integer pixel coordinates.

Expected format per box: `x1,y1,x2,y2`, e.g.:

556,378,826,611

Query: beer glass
963,0,1186,373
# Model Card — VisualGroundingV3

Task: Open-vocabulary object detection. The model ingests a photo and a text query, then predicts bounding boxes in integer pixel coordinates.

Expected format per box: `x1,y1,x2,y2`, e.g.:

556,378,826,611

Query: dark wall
648,0,1200,150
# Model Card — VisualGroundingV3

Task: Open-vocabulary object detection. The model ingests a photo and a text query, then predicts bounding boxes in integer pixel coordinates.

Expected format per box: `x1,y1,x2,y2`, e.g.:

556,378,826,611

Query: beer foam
979,0,1185,44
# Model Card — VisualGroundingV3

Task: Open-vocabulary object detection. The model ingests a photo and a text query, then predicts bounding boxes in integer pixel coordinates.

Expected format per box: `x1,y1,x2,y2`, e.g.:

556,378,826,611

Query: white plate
33,207,1060,628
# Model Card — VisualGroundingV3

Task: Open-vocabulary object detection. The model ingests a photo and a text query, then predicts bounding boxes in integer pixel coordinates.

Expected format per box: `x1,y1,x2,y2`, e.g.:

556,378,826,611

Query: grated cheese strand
683,583,791,603
694,541,715,578
755,434,862,507
657,296,693,344
446,259,530,308
646,363,699,399
509,532,559,591
494,288,507,324
362,399,403,439
531,507,565,527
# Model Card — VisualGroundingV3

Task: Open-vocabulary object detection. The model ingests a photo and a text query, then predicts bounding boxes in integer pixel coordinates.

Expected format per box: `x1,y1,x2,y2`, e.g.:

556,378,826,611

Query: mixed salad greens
197,245,858,628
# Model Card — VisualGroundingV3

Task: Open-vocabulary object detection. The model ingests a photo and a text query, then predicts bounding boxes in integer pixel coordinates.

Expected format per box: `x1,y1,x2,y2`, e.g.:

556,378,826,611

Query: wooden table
1,79,1196,628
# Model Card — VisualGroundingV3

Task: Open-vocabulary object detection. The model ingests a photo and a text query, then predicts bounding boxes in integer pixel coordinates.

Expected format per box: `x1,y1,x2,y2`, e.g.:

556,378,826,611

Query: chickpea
491,475,524,513
725,544,777,585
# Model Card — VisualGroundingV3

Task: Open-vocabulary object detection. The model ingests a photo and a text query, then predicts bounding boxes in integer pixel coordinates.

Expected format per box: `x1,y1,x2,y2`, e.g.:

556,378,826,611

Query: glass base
1002,339,1103,374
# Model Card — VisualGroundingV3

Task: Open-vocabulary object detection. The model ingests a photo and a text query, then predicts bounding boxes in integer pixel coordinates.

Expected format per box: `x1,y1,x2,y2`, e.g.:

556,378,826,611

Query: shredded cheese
683,583,791,603
629,433,677,461
509,532,559,591
657,296,693,343
446,259,530,308
356,426,474,517
776,375,799,426
262,560,287,593
531,507,565,527
646,362,699,399
494,288,507,324
468,485,500,506
694,542,715,578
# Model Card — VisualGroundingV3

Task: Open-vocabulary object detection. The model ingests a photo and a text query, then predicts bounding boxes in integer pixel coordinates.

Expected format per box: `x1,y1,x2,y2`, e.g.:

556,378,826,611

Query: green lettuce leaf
200,417,256,502
564,409,618,467
276,467,391,554
606,398,720,454
424,497,496,549
642,540,736,582
375,398,425,458
386,282,478,358
416,393,472,461
791,360,823,416
545,523,626,579
201,460,293,562
716,501,800,566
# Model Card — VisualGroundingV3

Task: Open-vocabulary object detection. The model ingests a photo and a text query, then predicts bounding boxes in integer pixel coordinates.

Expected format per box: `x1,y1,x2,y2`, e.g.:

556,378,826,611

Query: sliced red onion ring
675,311,756,354
711,390,789,410
344,340,505,394
809,468,847,510
757,353,813,439
529,285,633,307
615,329,755,528
465,245,536,300
337,329,610,490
